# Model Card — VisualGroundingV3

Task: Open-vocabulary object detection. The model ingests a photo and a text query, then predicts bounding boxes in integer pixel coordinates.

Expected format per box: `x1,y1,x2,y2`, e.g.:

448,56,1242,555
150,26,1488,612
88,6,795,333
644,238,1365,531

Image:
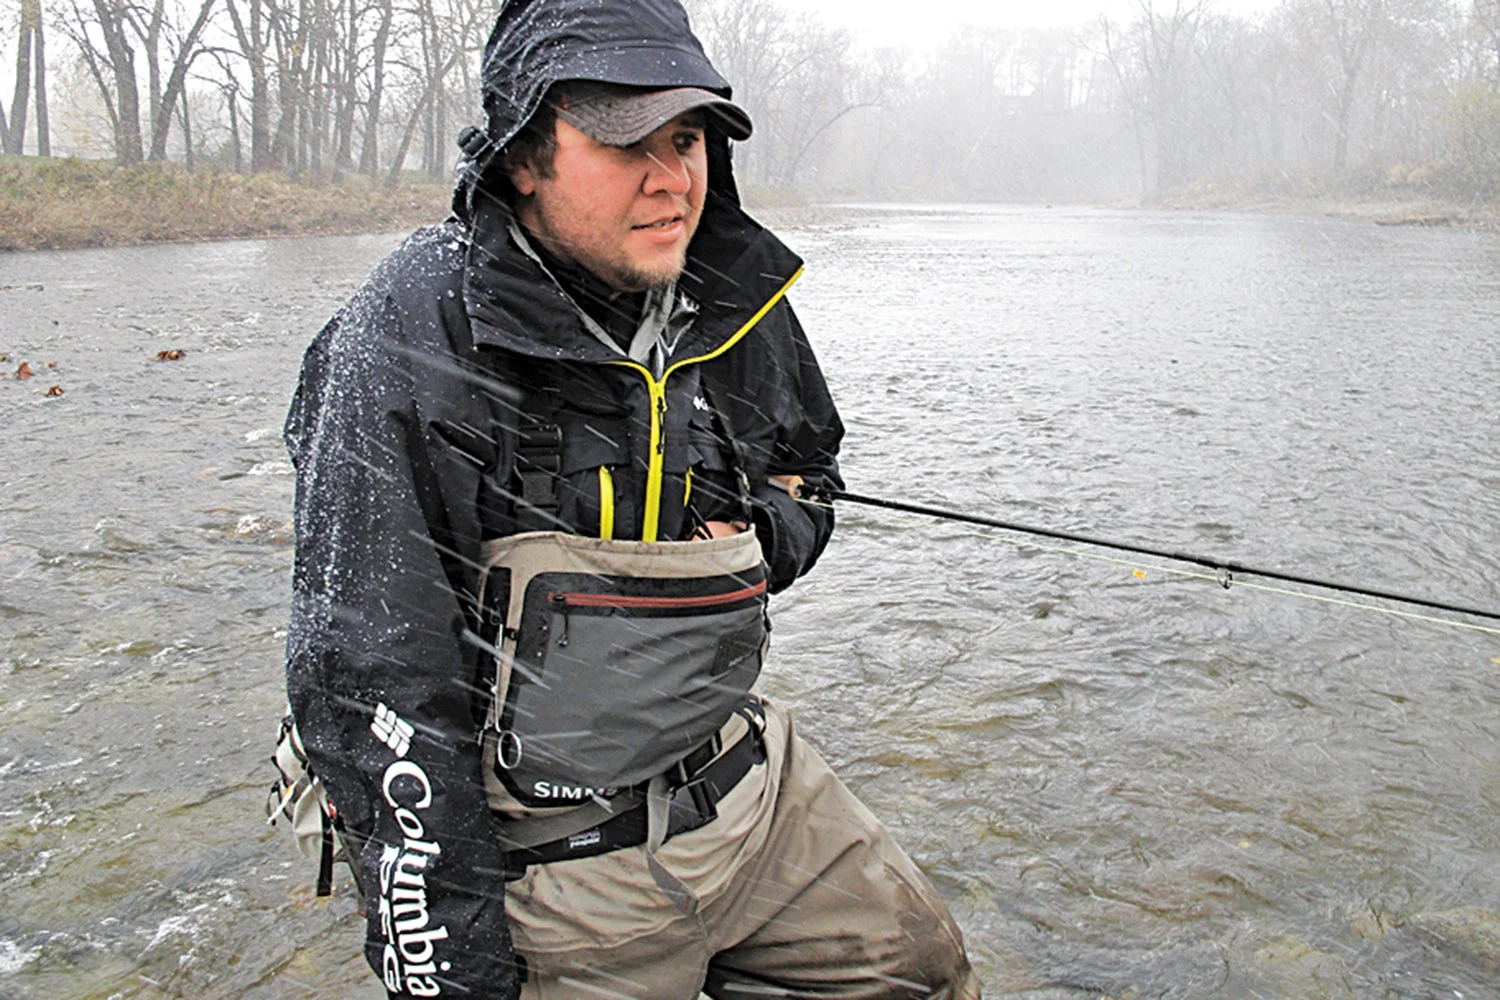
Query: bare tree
200,46,243,169
87,0,146,164
687,0,881,187
1101,0,1208,195
139,0,217,160
383,0,480,183
224,0,272,169
1321,0,1386,169
4,0,43,154
1484,0,1500,79
329,0,360,178
357,0,394,177
266,0,311,172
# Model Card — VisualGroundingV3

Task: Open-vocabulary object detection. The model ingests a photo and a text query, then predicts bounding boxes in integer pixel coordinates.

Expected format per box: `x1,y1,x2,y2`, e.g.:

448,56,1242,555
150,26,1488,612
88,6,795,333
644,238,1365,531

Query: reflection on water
2,208,1498,997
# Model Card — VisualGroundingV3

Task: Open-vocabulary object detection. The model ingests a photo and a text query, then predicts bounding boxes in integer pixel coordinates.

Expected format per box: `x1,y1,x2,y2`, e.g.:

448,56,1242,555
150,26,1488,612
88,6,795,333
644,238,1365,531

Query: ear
510,158,538,197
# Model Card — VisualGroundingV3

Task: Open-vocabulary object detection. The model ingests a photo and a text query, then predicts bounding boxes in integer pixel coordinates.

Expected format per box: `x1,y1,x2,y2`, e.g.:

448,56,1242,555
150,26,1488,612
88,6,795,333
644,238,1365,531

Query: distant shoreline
3,156,1496,253
1154,197,1500,230
0,156,452,253
1143,174,1500,231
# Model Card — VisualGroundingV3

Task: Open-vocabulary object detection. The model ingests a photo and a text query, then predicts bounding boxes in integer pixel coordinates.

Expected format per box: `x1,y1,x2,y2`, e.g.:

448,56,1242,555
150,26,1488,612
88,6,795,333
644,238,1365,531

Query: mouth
633,216,684,231
631,214,689,248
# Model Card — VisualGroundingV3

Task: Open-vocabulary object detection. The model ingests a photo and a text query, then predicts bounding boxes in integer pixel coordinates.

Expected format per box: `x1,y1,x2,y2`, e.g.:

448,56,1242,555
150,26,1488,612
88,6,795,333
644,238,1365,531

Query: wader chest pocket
479,531,769,810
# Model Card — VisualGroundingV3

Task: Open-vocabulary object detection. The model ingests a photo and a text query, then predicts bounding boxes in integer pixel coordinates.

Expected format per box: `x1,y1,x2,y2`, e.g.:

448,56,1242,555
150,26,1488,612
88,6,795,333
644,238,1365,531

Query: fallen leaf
0,353,8,362
45,385,64,397
155,349,185,361
46,361,57,369
15,362,33,379
1132,569,1147,579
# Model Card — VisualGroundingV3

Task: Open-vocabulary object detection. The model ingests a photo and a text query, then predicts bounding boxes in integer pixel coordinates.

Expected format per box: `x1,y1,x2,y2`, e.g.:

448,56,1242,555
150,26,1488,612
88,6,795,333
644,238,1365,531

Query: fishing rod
822,488,1500,627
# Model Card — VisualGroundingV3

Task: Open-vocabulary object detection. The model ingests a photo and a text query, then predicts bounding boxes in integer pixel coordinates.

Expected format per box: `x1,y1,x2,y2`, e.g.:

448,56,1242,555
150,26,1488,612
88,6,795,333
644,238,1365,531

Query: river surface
2,205,1498,998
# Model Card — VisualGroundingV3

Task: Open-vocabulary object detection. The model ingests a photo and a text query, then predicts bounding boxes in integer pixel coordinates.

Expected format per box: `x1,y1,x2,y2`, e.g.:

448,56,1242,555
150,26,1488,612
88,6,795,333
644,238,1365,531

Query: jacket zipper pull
656,394,668,455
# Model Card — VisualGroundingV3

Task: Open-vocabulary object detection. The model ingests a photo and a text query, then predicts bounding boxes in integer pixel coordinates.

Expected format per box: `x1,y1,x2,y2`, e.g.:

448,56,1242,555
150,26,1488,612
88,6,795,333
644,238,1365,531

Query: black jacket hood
454,0,741,220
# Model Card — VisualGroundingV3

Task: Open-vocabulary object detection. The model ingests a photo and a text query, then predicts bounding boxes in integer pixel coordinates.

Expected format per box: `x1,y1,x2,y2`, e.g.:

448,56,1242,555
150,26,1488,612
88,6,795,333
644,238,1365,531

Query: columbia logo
371,703,414,757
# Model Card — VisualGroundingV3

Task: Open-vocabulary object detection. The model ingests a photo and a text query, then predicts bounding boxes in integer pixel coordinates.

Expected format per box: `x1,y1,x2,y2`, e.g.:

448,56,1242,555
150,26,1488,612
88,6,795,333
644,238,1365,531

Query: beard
521,194,699,294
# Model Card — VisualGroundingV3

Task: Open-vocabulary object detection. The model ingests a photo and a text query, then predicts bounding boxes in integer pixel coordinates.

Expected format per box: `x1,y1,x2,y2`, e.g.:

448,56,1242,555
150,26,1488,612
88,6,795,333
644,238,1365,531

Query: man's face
511,111,708,292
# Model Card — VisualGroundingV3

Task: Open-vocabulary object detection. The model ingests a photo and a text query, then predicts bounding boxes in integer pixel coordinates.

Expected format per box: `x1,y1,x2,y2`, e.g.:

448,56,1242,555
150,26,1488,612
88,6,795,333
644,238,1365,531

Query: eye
673,130,703,154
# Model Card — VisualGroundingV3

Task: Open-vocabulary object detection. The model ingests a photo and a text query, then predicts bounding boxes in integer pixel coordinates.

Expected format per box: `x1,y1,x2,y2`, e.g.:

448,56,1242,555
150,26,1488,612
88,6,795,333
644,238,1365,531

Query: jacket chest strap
513,417,564,533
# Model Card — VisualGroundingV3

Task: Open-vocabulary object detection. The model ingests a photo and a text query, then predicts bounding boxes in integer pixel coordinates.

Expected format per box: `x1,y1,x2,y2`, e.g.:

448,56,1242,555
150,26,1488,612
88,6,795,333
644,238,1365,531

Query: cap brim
556,85,753,146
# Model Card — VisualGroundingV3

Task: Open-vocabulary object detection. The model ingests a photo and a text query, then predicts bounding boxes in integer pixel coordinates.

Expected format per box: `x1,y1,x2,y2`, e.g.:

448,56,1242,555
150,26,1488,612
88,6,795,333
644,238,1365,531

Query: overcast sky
774,0,1283,50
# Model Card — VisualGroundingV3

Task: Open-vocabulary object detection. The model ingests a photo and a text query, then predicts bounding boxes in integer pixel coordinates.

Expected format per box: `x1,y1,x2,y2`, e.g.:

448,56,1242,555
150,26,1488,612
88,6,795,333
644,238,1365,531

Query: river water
2,205,1498,998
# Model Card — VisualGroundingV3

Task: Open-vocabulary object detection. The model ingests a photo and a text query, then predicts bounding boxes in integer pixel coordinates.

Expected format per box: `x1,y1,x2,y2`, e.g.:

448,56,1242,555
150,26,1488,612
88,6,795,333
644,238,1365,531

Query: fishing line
802,488,1500,636
969,529,1500,637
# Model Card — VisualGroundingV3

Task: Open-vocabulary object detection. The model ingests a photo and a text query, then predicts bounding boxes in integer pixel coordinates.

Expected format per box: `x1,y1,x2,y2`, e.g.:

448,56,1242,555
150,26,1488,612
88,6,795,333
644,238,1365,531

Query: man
284,1,980,997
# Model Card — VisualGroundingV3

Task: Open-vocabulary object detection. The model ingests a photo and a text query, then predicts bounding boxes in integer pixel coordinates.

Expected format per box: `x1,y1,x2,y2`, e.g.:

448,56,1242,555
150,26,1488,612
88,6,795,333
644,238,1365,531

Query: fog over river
2,205,1498,998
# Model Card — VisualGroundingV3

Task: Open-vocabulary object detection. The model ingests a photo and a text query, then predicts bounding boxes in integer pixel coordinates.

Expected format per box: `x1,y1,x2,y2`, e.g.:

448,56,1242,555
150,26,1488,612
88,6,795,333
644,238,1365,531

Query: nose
642,143,692,198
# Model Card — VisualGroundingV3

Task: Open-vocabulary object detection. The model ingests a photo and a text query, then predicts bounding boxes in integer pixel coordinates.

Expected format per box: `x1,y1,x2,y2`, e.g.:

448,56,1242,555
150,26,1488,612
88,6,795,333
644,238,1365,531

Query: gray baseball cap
554,81,753,145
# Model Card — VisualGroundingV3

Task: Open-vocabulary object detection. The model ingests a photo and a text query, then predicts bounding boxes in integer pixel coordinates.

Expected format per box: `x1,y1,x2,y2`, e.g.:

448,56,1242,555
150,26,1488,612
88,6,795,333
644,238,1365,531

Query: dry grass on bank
1154,165,1500,229
0,156,452,252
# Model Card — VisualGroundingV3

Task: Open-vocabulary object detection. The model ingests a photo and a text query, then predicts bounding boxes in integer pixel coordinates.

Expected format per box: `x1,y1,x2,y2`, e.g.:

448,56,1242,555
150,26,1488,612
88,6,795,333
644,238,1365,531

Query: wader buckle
671,732,723,824
670,697,767,830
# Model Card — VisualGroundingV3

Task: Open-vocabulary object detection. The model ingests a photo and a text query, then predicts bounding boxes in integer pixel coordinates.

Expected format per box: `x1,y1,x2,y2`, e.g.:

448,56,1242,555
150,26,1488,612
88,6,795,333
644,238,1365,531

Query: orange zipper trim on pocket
548,580,767,610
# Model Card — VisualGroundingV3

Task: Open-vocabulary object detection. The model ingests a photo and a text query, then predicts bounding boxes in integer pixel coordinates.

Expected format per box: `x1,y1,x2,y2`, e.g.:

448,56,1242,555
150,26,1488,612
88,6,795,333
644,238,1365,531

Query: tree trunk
308,18,327,176
1333,78,1356,170
386,91,431,185
331,0,358,178
6,0,35,154
422,101,435,179
228,84,243,171
143,0,164,159
179,84,193,170
269,0,312,172
432,94,446,179
225,0,272,171
33,3,49,156
358,0,395,178
94,0,145,165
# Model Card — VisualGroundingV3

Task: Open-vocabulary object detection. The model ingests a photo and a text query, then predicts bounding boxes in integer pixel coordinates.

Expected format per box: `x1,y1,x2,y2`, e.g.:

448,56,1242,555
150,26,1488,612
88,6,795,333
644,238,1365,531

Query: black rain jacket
282,3,842,998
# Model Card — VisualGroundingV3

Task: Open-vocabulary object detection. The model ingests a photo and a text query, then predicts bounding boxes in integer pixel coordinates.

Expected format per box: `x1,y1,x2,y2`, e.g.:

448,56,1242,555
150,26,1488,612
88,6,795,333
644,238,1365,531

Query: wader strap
645,774,699,916
494,789,646,852
316,817,335,897
500,707,764,880
514,416,563,532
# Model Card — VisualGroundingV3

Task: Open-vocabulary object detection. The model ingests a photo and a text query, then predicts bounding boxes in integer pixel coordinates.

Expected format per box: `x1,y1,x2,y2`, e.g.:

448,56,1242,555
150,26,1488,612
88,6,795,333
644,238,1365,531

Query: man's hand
767,474,804,498
694,519,747,539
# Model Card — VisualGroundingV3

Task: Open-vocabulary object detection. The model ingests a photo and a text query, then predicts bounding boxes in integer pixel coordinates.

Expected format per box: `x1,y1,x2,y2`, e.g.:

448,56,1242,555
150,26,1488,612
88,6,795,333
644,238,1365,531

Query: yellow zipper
611,267,803,540
598,465,615,539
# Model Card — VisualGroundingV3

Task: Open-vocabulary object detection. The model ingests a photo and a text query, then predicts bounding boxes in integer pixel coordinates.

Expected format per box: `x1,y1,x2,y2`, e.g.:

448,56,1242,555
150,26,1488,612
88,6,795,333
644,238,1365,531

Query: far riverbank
1146,170,1500,229
0,156,451,252
4,155,1497,252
